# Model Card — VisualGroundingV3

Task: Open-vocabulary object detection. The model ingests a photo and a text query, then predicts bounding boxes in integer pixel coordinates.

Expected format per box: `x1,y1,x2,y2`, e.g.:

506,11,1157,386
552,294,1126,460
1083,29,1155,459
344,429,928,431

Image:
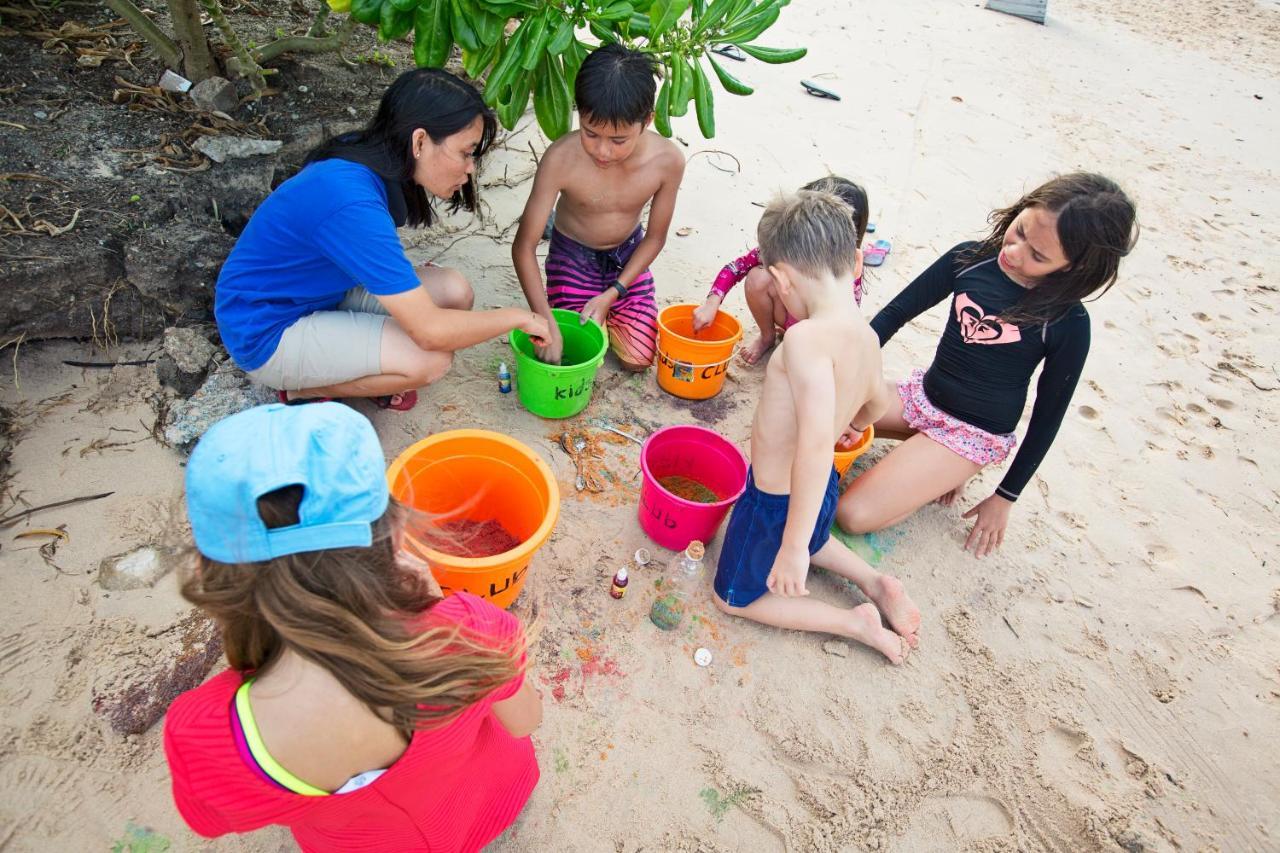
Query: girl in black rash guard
836,173,1138,557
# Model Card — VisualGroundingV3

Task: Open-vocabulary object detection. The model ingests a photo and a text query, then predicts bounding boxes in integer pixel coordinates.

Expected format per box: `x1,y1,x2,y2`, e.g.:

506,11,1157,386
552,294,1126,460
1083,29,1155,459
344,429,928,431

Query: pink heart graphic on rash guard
955,293,1022,345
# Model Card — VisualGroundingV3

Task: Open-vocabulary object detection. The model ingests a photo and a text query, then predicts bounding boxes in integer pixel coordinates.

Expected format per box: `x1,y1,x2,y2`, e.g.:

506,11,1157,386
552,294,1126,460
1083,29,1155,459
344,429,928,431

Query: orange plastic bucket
386,430,560,609
833,426,875,477
656,305,743,400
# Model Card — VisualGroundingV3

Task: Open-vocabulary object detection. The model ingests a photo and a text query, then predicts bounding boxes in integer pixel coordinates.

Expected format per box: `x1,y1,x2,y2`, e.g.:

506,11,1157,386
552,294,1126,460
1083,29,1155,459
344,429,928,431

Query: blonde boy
712,191,921,663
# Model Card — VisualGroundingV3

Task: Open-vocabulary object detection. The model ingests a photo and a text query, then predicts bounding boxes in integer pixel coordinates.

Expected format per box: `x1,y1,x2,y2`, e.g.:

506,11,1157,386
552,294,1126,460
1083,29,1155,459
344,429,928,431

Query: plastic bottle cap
634,548,651,566
614,567,628,582
686,541,705,561
694,648,712,667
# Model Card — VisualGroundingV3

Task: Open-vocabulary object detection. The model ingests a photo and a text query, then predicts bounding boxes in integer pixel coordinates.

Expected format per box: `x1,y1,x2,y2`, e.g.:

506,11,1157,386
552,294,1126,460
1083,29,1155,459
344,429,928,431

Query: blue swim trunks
713,466,841,607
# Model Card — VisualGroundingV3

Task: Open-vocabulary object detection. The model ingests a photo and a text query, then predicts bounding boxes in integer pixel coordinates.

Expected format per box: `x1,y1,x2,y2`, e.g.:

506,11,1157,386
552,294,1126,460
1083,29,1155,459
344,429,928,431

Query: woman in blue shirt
215,68,549,411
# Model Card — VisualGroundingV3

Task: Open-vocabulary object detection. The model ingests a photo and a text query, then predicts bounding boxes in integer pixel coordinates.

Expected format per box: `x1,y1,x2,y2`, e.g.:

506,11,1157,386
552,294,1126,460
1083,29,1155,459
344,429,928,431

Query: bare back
539,130,682,249
751,312,887,494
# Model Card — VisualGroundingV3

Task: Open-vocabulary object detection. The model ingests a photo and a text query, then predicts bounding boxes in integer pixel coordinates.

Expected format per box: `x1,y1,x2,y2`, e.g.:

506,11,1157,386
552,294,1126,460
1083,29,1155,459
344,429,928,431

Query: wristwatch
611,279,629,299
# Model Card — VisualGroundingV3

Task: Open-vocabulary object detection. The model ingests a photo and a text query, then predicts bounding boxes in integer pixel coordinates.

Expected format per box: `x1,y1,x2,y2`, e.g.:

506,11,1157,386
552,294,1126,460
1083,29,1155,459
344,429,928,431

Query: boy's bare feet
869,575,921,648
848,603,910,664
935,478,970,507
740,332,777,365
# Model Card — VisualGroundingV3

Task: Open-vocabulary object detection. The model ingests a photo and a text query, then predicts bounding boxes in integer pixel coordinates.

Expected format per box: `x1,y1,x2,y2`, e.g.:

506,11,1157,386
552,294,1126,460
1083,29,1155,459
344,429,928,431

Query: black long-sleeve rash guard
870,243,1090,501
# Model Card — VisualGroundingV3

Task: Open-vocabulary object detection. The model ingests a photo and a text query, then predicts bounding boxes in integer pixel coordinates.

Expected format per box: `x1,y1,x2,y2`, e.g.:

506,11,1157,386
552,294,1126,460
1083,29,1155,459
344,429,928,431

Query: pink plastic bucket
638,425,749,551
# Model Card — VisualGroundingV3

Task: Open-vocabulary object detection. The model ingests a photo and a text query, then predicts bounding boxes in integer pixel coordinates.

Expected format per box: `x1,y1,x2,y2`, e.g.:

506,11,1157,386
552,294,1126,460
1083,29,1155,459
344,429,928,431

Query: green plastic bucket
509,308,607,419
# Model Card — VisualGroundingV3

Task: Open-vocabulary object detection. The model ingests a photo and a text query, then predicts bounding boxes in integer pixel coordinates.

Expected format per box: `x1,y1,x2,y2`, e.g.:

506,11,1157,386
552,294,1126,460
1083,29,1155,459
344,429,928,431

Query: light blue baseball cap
185,403,390,563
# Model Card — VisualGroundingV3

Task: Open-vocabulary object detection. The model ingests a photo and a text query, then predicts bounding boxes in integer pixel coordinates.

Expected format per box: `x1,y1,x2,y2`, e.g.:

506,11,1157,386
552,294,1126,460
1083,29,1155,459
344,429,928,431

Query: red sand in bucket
658,475,720,504
431,519,523,558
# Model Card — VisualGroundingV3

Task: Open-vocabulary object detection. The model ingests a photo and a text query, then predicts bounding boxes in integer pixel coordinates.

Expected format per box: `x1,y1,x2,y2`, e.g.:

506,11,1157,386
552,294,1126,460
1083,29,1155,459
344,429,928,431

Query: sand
2,0,1279,850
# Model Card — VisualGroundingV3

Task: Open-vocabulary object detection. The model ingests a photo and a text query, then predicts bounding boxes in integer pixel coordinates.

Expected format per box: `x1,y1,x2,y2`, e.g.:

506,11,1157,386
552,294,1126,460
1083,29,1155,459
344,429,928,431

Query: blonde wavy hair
181,486,526,737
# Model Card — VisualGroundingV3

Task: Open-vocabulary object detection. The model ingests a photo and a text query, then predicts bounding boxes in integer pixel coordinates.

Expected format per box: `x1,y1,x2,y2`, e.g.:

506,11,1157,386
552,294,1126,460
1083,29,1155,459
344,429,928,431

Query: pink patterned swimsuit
710,247,863,327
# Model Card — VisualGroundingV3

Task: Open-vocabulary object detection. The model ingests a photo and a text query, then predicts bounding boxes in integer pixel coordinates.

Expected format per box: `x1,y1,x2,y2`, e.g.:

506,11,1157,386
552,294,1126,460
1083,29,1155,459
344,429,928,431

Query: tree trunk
168,0,220,81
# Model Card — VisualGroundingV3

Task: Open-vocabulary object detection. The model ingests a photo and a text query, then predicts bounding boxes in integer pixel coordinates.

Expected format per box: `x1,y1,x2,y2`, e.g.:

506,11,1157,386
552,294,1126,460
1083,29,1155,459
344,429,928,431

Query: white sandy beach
1,0,1278,850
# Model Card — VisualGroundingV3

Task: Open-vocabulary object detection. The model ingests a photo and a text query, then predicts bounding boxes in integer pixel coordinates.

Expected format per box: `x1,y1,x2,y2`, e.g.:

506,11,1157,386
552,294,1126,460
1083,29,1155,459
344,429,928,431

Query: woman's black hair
959,172,1139,325
305,68,497,228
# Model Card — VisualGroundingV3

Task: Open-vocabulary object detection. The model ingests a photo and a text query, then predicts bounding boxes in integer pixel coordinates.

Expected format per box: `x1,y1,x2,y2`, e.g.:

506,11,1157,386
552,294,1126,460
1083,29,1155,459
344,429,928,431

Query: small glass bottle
610,566,629,599
649,540,705,631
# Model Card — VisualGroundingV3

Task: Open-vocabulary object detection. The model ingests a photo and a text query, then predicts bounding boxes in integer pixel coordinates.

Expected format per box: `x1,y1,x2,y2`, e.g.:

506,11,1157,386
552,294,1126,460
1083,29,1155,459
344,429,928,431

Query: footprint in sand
1077,405,1100,421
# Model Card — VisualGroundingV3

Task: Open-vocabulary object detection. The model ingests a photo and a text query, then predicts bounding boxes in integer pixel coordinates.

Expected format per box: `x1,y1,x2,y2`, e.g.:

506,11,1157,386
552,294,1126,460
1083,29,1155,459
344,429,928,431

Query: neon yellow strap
235,679,329,797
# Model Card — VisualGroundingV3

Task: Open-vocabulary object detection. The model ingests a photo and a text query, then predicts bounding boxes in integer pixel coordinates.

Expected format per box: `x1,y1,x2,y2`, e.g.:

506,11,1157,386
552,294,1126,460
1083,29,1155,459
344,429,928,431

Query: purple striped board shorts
545,226,658,367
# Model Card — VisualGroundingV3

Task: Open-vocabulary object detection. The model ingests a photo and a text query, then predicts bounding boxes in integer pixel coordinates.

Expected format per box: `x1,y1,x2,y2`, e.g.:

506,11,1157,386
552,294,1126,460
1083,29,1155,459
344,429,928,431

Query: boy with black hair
513,42,686,370
712,191,921,664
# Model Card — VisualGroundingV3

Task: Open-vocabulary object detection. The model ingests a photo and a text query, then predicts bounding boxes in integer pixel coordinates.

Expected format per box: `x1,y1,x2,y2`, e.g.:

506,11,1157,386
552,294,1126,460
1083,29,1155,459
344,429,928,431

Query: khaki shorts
248,288,390,390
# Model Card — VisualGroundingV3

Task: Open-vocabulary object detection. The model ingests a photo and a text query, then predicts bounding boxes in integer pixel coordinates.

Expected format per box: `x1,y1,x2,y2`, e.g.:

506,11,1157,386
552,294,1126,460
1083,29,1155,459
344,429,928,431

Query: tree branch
307,1,330,37
253,14,356,64
103,0,182,70
197,0,267,93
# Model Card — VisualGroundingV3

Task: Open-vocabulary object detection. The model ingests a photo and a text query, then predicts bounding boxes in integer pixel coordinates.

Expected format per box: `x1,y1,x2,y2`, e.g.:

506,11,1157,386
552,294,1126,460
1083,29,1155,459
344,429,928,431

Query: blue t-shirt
215,159,420,371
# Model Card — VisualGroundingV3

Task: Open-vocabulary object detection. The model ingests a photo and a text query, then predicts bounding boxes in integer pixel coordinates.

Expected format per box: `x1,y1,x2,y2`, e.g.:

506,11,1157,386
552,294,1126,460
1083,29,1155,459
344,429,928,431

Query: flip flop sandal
864,238,892,267
373,389,418,411
711,44,746,61
277,390,334,406
801,80,841,101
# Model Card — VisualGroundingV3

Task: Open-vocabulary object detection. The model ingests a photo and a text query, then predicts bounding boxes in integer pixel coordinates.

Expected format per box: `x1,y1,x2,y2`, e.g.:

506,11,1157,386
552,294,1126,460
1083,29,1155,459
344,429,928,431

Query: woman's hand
961,493,1012,558
692,295,722,332
579,291,615,330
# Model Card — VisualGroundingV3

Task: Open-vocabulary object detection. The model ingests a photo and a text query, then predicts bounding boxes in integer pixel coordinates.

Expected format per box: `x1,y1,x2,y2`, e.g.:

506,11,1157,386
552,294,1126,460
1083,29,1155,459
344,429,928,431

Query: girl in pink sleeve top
694,176,870,364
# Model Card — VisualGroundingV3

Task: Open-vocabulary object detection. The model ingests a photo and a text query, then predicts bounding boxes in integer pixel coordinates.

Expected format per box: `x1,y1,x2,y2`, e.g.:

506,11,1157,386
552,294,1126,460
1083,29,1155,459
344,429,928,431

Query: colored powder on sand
658,475,720,504
432,518,522,558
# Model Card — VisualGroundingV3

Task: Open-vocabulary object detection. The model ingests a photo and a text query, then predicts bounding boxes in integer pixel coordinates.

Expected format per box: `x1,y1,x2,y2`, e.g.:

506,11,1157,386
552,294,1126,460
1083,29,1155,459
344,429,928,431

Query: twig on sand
688,148,742,175
0,491,113,529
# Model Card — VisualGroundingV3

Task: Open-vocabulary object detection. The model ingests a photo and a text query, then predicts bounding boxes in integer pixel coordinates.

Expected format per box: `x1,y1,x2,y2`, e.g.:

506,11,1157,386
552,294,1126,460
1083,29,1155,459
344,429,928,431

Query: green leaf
473,7,503,45
533,56,572,139
412,0,452,66
707,53,752,95
587,19,618,43
379,1,413,40
497,69,531,129
667,54,688,117
350,0,382,26
484,17,532,99
561,37,587,91
719,3,780,43
447,0,480,51
389,0,416,10
598,0,634,21
691,0,733,35
691,57,715,137
462,40,499,77
648,0,690,36
520,11,550,71
653,78,672,136
547,17,574,55
626,11,651,36
474,0,536,10
692,0,706,17
736,43,806,63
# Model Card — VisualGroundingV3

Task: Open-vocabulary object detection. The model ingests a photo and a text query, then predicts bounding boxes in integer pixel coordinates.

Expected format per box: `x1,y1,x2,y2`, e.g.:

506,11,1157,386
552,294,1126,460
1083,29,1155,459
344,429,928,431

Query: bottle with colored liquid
610,566,629,599
497,362,511,393
649,540,705,631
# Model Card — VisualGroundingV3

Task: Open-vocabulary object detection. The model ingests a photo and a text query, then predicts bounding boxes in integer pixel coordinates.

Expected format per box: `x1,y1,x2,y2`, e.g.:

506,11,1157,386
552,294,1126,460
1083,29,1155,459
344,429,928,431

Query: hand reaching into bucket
692,294,722,333
531,313,562,364
579,291,615,331
836,422,863,451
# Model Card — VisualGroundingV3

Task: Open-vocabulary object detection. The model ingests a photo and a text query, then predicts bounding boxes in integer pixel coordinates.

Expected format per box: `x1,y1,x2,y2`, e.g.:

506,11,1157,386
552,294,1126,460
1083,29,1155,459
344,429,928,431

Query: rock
189,76,238,114
163,363,277,449
123,221,235,325
1115,828,1157,852
92,613,224,735
192,136,283,164
98,546,172,591
156,327,217,396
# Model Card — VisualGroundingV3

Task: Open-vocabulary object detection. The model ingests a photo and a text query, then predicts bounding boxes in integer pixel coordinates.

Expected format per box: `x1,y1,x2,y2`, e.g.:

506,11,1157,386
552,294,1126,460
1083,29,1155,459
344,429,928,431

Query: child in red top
164,402,541,853
693,176,870,364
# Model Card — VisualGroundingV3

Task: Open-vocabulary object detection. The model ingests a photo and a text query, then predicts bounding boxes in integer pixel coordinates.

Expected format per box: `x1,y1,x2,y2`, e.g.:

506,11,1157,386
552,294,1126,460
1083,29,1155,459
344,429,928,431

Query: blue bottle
498,362,511,394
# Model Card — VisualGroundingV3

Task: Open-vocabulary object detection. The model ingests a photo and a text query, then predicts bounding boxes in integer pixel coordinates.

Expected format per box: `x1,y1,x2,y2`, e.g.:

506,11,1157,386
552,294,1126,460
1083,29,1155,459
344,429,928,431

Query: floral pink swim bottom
897,369,1016,466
